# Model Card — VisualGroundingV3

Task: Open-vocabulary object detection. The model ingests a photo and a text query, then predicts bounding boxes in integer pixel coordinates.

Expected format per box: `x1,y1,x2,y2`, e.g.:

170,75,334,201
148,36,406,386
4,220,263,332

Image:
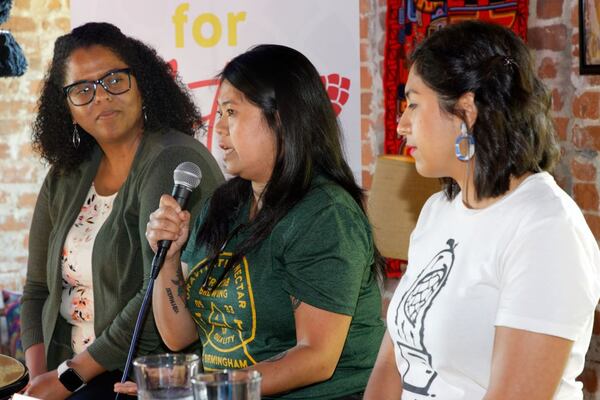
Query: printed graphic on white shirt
392,239,457,397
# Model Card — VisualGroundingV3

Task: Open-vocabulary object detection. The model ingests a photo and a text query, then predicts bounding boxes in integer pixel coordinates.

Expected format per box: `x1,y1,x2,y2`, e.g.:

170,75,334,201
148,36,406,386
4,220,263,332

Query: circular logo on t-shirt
186,252,257,370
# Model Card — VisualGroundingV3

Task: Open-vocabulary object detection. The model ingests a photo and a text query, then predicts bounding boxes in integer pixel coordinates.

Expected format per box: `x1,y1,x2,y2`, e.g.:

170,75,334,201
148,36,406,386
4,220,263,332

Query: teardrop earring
454,122,475,161
72,123,80,149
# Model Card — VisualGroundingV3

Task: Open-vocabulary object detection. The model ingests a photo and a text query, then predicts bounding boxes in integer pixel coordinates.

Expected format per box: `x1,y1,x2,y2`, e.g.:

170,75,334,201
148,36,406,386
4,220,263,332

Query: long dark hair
197,44,385,280
32,22,201,173
410,20,559,200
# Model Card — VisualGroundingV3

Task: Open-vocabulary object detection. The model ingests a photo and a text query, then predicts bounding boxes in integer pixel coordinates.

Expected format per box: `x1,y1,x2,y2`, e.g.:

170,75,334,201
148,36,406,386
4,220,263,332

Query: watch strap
57,360,86,392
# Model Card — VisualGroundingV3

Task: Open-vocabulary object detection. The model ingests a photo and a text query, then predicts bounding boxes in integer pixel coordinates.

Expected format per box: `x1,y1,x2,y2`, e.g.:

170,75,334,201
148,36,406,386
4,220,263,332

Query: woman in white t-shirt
365,20,600,400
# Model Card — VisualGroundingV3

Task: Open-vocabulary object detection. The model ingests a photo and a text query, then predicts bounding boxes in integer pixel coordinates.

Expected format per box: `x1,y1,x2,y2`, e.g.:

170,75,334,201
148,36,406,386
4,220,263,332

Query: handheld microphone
151,161,202,278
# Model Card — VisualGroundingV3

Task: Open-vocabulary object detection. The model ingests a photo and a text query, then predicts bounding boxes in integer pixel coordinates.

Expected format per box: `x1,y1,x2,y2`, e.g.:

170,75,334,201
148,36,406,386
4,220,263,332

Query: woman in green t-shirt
130,44,384,399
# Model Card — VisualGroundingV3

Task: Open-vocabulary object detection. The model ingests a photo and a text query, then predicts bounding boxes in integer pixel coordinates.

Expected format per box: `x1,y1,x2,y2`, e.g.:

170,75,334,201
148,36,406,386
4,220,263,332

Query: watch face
59,368,83,392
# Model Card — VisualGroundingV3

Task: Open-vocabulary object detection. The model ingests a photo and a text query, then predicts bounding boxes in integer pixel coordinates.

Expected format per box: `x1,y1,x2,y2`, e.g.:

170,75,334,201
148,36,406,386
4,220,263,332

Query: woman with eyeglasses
115,44,386,399
21,22,224,399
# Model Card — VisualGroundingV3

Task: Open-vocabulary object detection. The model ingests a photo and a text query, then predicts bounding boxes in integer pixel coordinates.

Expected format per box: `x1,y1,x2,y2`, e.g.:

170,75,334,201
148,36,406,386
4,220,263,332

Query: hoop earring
142,105,148,124
72,123,80,149
455,122,475,161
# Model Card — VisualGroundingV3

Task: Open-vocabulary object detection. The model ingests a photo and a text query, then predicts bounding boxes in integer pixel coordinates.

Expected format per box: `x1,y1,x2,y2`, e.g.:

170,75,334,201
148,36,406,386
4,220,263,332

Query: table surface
0,354,26,386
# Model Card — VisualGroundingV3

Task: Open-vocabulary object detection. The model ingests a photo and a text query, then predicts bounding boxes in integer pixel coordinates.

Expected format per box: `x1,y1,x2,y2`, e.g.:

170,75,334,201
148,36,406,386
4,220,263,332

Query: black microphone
151,161,202,278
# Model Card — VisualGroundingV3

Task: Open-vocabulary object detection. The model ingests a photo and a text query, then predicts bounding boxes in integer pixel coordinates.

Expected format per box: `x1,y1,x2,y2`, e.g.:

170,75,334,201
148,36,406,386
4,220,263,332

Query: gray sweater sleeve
21,173,52,351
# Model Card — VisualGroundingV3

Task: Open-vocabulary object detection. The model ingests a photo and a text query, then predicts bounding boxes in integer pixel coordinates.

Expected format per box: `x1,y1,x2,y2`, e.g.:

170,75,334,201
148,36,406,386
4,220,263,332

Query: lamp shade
367,155,440,262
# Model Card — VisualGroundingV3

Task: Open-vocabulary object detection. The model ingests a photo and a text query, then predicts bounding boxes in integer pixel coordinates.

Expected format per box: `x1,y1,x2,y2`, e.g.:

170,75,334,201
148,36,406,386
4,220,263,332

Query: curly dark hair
410,20,560,200
32,22,201,173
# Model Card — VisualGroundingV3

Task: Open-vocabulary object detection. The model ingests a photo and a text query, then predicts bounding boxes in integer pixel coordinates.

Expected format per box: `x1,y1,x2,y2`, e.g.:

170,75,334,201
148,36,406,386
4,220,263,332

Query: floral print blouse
59,183,116,354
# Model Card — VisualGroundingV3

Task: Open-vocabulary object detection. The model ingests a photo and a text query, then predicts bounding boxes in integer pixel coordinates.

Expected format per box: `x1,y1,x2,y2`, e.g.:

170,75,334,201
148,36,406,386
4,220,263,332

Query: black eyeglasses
63,68,132,106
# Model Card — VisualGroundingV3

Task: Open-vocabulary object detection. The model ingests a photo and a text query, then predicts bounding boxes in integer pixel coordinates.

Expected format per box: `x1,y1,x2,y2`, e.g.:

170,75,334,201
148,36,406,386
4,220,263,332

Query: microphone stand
115,248,166,400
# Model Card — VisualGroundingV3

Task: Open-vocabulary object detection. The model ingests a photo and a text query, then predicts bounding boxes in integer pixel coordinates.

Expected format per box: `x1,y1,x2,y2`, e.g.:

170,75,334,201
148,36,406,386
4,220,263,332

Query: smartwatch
57,360,86,392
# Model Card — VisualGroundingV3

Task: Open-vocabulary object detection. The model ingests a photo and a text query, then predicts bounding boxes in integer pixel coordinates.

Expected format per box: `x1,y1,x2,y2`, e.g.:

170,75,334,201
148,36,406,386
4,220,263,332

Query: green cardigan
21,129,224,371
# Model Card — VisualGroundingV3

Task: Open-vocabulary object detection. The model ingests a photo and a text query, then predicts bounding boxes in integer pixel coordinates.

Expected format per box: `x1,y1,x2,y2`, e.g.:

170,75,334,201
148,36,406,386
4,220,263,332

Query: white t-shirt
387,172,600,400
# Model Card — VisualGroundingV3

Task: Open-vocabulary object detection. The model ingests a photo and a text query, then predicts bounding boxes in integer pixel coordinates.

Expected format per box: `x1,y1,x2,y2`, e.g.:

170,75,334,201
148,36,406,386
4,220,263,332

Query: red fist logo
167,59,178,78
321,74,351,116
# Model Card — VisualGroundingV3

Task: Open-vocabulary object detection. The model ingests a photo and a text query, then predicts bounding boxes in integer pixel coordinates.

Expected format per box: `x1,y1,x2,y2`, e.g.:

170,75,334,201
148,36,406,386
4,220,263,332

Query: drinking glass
134,353,201,400
192,369,261,400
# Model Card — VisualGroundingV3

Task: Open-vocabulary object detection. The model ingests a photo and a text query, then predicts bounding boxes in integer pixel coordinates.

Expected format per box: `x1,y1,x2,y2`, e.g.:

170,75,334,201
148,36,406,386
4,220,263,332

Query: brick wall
0,0,70,291
1,0,599,393
360,0,386,191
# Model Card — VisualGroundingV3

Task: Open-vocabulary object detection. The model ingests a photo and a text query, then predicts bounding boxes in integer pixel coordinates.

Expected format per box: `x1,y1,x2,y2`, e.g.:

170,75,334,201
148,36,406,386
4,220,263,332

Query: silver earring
454,122,475,161
143,106,148,124
72,123,80,149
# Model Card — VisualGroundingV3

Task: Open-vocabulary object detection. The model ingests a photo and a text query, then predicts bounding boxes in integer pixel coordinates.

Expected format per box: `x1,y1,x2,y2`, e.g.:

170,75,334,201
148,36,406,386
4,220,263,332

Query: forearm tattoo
170,268,186,303
290,296,302,311
165,287,179,314
265,350,288,362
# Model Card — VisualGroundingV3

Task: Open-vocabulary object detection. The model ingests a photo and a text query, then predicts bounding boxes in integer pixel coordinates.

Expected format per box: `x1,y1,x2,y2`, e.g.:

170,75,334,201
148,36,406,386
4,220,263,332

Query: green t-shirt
181,177,385,399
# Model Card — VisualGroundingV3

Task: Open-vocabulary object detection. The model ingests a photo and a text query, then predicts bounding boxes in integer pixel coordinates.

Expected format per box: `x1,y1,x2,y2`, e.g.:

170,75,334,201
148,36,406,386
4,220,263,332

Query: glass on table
133,353,201,400
192,369,261,400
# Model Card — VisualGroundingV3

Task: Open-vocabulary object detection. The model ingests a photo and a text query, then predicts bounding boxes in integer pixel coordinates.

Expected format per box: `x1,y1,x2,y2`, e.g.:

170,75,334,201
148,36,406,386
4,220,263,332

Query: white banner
71,1,361,184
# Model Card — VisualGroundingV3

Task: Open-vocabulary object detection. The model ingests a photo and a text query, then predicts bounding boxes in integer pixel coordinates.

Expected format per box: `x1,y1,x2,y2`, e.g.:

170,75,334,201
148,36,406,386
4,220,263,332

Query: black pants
67,371,136,400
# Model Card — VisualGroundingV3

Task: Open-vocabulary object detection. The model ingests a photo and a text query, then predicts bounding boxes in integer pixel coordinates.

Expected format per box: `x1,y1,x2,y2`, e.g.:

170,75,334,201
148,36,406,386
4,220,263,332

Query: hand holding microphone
146,162,202,271
146,196,190,259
